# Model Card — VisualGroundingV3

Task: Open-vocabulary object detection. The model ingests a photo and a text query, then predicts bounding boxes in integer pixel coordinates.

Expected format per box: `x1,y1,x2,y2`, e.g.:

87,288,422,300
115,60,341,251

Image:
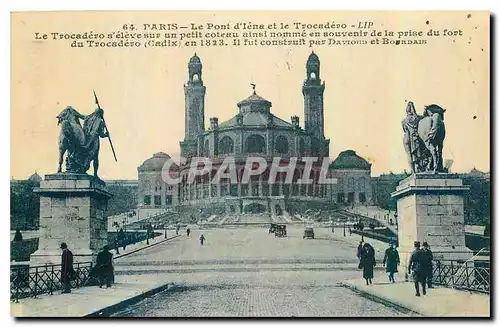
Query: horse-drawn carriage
274,225,287,237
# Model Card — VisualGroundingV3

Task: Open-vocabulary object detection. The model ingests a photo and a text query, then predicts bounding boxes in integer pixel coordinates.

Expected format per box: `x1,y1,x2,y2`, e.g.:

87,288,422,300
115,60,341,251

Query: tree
463,176,490,226
107,185,138,216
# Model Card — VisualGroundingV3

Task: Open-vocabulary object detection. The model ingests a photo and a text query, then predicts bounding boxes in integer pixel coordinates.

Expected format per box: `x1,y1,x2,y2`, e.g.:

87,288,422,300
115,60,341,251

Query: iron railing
432,259,490,294
10,261,94,302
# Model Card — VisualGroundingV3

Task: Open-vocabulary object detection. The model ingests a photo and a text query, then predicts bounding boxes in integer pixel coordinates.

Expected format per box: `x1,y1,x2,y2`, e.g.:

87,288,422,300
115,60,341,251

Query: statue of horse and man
402,101,446,174
56,92,117,178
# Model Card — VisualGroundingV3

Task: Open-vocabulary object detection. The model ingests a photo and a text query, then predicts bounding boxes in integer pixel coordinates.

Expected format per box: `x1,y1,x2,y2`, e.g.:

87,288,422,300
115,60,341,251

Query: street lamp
331,218,334,233
146,223,150,245
343,220,346,237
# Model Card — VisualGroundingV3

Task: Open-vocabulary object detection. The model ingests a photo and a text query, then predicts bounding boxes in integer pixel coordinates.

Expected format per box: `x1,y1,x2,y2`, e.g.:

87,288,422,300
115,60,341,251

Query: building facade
137,52,374,218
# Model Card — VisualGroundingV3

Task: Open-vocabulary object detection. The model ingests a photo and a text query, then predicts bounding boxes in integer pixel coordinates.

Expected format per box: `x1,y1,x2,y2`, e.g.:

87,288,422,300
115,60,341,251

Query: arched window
275,135,289,154
299,139,305,156
204,139,209,156
310,72,316,80
245,134,266,153
155,180,161,193
218,136,234,155
193,73,199,81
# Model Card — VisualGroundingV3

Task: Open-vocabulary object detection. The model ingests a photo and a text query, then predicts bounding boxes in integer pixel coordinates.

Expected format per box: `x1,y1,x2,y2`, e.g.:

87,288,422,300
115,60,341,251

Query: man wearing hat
383,240,400,283
96,245,114,288
408,241,426,296
60,242,75,294
422,242,434,288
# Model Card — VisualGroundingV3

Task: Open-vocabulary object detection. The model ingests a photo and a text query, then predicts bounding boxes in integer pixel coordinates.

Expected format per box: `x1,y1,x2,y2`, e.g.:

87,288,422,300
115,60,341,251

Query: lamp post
331,219,334,233
395,212,398,231
343,220,346,237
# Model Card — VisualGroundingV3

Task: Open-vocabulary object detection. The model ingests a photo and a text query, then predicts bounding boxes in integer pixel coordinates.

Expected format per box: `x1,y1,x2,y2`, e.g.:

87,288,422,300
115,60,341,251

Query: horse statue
402,101,446,174
56,105,109,176
57,106,87,173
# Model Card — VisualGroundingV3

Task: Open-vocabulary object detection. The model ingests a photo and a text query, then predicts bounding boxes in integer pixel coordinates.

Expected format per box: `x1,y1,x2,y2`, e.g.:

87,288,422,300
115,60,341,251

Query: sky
10,11,490,180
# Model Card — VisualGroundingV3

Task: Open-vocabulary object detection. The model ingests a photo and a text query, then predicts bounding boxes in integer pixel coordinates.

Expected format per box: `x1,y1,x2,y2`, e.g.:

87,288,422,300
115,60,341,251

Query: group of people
356,240,434,296
408,241,434,296
60,242,115,293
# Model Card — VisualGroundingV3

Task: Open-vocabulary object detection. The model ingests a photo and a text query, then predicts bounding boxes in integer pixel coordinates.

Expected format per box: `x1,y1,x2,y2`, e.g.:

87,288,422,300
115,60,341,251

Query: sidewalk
113,232,179,259
11,274,174,317
341,277,490,317
11,234,180,318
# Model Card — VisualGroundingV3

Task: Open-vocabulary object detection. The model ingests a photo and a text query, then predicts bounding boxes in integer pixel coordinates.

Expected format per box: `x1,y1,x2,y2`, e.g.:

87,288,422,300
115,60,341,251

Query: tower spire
250,83,256,95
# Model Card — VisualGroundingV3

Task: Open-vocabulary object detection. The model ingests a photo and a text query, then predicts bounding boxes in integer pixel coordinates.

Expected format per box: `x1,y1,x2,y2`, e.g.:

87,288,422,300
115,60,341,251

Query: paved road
112,227,413,317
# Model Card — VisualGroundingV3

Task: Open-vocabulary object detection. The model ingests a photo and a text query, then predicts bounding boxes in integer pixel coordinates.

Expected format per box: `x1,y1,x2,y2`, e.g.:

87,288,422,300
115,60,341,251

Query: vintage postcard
10,10,490,318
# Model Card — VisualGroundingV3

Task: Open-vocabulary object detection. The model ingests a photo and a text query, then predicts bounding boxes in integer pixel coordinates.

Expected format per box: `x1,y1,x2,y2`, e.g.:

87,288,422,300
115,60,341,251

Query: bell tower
181,53,206,158
303,51,325,140
302,51,329,157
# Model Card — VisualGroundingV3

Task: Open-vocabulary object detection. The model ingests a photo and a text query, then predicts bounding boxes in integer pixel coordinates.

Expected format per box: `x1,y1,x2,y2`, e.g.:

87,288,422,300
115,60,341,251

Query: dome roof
237,92,272,108
331,150,371,170
138,152,177,172
307,51,319,64
28,171,42,182
189,53,201,65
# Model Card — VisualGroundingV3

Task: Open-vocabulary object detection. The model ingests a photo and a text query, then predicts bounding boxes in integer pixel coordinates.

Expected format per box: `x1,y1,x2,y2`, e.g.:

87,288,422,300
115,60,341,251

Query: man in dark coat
96,245,114,288
60,242,74,294
422,241,434,288
383,241,400,283
360,243,376,285
408,241,426,296
356,241,363,259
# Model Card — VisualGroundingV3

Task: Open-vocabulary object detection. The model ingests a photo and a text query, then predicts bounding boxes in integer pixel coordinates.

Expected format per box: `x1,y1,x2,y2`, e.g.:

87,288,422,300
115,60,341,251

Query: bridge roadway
111,226,413,317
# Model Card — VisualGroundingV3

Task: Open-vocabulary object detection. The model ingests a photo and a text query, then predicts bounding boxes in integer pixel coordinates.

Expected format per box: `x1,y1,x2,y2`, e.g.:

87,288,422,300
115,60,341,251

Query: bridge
11,223,490,317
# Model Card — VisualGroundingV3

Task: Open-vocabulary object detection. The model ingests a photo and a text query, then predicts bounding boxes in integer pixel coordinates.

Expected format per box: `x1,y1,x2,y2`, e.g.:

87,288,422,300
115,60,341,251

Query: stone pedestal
391,174,472,268
29,173,112,267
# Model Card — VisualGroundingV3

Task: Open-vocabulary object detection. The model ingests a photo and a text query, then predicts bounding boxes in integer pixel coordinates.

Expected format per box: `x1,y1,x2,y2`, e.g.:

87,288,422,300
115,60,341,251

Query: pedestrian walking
383,241,400,283
96,245,114,288
408,241,427,296
422,241,434,288
356,241,363,259
60,242,75,294
200,233,205,246
187,228,191,237
359,243,376,285
114,238,120,254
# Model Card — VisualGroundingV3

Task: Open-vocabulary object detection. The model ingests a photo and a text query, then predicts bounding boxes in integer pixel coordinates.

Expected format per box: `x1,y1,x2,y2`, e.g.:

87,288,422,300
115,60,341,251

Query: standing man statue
402,101,422,174
82,107,109,177
402,101,446,174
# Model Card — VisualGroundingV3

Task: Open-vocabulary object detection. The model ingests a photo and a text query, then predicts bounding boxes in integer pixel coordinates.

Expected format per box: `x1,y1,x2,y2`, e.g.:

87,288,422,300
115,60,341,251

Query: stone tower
302,51,329,157
180,53,206,158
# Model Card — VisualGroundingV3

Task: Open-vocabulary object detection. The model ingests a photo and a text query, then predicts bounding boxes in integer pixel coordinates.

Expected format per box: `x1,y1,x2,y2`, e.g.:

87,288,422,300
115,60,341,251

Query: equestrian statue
56,91,117,178
402,101,446,174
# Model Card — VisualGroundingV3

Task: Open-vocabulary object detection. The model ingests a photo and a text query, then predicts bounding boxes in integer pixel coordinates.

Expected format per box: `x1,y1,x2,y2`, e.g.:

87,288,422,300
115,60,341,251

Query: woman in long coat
360,243,376,285
383,241,400,283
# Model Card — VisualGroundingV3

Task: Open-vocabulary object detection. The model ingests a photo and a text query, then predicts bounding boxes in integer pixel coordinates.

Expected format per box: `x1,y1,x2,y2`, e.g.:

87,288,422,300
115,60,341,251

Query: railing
432,259,490,294
10,261,94,302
